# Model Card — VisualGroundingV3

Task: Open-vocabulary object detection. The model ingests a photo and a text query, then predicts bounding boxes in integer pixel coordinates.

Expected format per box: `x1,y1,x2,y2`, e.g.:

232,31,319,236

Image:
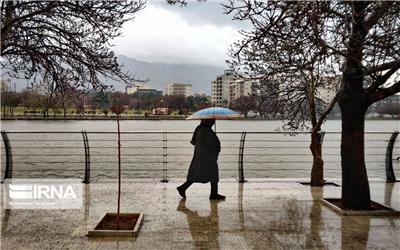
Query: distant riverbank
1,115,187,120
1,115,398,121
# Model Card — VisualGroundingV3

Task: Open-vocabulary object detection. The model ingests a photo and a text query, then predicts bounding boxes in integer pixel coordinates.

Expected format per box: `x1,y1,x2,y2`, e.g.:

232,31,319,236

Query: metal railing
1,130,399,183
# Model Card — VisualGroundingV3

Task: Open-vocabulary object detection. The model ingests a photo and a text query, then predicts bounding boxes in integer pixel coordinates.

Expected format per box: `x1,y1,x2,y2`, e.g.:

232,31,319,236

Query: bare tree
230,95,256,117
56,74,78,118
35,74,59,118
1,81,21,117
1,0,145,89
251,79,279,118
224,1,341,187
110,93,126,230
162,95,186,110
225,1,400,209
74,95,85,117
20,88,41,115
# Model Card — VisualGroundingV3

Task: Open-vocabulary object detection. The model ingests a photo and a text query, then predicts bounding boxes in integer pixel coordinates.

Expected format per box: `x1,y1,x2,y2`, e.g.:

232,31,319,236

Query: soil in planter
327,198,393,211
95,214,138,231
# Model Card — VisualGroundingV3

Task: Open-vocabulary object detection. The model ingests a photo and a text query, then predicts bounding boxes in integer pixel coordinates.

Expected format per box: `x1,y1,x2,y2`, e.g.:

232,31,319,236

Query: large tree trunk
310,131,324,186
308,74,324,187
338,89,371,209
337,1,371,209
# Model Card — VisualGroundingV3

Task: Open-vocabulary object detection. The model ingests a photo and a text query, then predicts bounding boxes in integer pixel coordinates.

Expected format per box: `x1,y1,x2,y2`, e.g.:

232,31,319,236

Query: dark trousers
179,181,218,195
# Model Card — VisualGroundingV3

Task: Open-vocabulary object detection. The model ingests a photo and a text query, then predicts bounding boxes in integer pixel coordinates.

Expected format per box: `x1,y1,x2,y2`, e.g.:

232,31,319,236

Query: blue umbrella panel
186,107,242,120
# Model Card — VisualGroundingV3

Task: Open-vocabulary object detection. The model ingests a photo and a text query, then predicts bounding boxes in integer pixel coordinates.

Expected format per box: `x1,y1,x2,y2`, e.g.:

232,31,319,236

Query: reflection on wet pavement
1,179,399,249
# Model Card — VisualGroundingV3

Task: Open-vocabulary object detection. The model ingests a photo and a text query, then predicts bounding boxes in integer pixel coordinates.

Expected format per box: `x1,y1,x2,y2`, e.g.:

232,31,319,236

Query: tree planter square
87,213,143,237
299,180,340,187
320,198,400,216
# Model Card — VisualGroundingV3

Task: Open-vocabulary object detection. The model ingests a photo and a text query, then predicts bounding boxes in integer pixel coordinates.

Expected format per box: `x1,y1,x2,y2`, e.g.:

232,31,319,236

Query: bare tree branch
368,81,400,104
365,59,400,74
365,1,394,31
1,0,145,89
366,61,400,95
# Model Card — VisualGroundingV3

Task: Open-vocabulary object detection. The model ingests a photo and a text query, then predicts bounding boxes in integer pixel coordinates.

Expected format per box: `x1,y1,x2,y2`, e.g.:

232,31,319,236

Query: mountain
114,55,225,94
5,55,225,95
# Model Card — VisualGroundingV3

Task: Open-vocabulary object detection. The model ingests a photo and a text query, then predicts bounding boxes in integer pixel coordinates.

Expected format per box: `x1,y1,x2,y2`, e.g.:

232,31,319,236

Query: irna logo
4,179,82,209
9,184,77,200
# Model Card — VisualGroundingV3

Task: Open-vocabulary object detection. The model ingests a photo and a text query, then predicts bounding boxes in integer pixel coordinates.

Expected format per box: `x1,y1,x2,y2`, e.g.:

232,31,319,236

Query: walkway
1,179,399,249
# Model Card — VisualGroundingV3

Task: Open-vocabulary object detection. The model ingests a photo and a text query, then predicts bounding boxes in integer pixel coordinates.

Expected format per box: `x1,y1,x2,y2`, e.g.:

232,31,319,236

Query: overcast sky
112,0,248,67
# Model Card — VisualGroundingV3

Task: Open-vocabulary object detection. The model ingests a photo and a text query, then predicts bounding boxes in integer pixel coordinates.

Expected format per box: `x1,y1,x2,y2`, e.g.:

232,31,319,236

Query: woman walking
177,119,225,200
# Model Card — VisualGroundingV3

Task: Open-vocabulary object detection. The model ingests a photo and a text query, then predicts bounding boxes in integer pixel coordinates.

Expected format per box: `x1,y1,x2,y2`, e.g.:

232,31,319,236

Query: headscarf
201,119,215,128
191,119,215,145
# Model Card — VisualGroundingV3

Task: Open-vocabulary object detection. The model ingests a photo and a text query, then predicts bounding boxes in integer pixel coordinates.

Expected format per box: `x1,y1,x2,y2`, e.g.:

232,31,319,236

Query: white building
211,70,258,107
211,70,236,107
164,83,192,97
126,81,151,95
229,79,256,104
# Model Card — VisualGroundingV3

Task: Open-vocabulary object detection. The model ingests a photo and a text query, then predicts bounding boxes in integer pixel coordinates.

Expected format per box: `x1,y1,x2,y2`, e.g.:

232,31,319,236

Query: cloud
151,1,248,29
112,2,243,67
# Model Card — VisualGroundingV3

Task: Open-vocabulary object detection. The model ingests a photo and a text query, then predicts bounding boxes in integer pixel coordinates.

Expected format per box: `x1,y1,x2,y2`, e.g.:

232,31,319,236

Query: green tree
93,91,111,116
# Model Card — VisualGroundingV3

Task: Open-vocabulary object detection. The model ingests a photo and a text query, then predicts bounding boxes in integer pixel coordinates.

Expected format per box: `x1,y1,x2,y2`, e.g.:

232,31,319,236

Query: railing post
238,131,247,183
1,130,13,183
82,130,90,183
161,131,168,182
385,131,398,182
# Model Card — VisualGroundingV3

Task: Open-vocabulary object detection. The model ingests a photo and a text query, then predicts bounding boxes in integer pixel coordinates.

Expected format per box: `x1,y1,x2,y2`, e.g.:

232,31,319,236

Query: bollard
1,130,13,183
385,131,398,182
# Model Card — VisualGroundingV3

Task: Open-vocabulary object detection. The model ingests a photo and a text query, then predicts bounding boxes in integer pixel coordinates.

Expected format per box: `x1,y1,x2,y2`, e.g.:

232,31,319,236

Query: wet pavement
1,178,399,249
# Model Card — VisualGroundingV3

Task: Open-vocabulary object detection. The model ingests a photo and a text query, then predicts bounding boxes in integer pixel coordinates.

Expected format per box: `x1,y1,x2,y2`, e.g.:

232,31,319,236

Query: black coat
186,124,220,183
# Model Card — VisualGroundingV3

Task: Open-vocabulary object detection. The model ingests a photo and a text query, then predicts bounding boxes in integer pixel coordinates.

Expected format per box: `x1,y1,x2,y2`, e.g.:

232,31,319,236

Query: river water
1,119,399,132
1,120,399,181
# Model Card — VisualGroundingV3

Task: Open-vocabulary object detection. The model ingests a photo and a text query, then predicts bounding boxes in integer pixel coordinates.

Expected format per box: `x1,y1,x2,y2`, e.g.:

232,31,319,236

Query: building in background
317,76,341,104
126,81,151,95
211,70,257,107
194,90,207,97
164,83,192,97
229,79,256,104
133,88,163,97
0,79,16,92
152,107,170,115
211,69,235,107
